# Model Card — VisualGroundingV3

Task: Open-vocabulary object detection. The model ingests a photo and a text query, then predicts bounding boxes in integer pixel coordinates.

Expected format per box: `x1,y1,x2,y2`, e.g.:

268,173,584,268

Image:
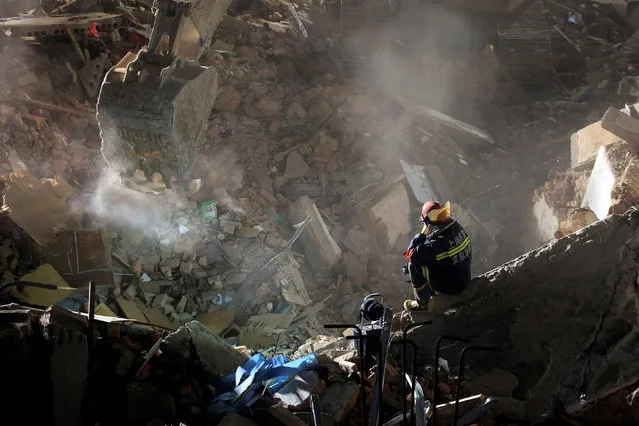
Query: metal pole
87,280,96,370
311,394,324,426
325,324,367,425
453,346,499,426
368,308,393,426
402,322,431,425
432,335,468,426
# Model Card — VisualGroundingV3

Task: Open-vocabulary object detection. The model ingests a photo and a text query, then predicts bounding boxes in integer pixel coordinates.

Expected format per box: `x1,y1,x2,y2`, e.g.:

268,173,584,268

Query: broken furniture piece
97,0,231,192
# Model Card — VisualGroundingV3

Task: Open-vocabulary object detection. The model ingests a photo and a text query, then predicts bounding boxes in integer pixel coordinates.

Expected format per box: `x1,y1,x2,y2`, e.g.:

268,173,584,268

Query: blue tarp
208,352,318,416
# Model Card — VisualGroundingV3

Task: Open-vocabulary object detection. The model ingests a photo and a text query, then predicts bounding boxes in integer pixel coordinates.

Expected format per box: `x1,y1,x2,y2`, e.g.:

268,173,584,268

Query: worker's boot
403,299,427,311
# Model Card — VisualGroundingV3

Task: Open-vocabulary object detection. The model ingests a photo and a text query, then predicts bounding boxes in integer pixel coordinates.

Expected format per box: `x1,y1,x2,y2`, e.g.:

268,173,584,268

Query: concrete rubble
3,0,639,424
412,207,639,421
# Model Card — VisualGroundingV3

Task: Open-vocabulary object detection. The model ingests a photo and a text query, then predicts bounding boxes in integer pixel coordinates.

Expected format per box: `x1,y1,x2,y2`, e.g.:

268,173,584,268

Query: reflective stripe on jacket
406,219,472,295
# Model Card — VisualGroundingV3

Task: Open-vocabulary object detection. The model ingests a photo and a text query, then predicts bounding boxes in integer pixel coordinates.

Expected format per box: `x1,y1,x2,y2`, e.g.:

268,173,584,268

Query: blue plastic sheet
208,352,318,417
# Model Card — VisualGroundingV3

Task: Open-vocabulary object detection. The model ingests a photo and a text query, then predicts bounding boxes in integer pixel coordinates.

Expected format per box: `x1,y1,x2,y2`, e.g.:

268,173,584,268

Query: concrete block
601,106,639,146
140,280,172,293
179,260,193,274
176,295,188,314
321,382,360,422
289,196,342,274
570,119,621,171
123,285,137,301
163,257,181,269
367,183,411,248
283,151,309,179
201,289,218,302
152,293,174,308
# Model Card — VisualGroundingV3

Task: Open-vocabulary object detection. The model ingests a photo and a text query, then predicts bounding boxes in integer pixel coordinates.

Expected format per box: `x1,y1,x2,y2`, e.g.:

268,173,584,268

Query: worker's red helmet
420,201,451,224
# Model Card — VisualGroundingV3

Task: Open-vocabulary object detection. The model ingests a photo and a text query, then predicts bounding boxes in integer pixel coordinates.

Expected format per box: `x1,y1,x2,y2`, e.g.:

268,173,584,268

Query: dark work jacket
405,219,472,295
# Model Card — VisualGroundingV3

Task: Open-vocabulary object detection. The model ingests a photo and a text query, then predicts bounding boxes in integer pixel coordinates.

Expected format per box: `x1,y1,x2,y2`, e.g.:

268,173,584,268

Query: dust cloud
78,169,184,242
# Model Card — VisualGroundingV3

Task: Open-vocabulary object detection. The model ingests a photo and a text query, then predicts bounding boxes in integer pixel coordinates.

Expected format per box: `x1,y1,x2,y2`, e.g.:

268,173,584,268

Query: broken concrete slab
601,106,639,146
137,302,176,329
400,160,453,203
365,182,411,248
198,308,235,335
161,321,247,381
289,196,342,274
273,371,320,411
393,94,495,145
570,118,622,171
115,297,148,322
412,208,639,421
277,258,311,306
321,381,360,422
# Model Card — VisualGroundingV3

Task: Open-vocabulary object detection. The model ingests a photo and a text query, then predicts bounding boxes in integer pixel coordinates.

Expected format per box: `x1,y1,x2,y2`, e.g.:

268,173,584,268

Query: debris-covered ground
3,0,639,424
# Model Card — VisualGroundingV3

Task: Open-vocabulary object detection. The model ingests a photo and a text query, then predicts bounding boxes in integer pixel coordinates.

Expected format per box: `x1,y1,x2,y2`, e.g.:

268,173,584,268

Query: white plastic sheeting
581,146,616,220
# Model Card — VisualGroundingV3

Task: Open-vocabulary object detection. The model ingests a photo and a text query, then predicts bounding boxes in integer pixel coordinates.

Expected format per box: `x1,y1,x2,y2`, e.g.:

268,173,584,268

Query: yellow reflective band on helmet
435,236,471,261
426,201,451,223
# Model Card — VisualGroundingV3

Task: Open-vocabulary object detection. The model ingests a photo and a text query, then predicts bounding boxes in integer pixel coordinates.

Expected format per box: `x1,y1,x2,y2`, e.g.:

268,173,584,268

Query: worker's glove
409,233,426,249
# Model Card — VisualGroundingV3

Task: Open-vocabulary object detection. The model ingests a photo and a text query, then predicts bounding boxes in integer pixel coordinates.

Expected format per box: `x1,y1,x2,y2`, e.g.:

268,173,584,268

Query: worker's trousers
413,283,475,314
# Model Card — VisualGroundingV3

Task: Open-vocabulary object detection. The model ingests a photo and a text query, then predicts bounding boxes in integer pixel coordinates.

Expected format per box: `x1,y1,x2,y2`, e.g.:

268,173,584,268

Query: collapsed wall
413,207,639,421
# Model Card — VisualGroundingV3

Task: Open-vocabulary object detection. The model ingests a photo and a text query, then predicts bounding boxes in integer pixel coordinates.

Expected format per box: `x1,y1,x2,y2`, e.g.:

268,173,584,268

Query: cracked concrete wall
412,207,639,421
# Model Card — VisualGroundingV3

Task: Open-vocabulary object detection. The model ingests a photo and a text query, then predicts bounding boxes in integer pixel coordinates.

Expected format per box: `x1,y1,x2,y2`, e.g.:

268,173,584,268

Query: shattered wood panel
12,264,76,307
412,208,639,421
45,229,114,287
2,172,76,246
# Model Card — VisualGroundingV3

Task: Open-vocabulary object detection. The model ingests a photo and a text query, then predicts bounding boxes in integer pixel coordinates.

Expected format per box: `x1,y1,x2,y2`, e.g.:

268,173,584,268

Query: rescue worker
402,201,472,311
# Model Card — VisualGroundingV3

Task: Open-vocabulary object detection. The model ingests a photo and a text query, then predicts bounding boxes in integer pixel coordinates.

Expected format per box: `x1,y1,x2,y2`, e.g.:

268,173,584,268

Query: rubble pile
4,0,639,424
0,0,506,344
